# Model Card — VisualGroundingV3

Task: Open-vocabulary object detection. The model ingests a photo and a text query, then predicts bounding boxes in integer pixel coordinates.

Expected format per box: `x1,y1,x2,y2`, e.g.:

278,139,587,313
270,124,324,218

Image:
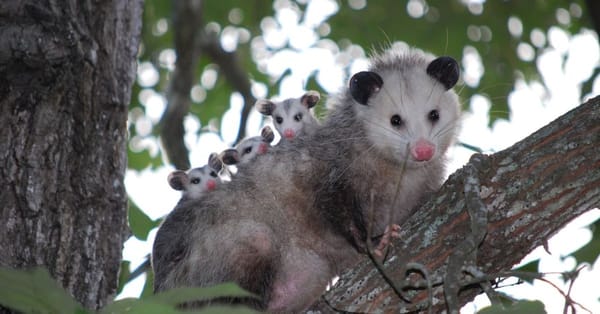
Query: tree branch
159,0,204,170
585,0,600,38
199,30,256,145
314,96,600,313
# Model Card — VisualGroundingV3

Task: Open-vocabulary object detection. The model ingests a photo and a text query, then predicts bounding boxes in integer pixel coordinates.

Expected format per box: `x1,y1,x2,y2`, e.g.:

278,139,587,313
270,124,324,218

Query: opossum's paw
373,224,401,258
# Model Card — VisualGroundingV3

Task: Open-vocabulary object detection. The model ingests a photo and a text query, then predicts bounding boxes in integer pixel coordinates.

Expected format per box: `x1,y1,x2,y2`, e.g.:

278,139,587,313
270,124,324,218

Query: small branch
585,0,600,38
463,266,502,307
459,269,593,314
159,0,204,170
126,256,151,283
199,30,256,144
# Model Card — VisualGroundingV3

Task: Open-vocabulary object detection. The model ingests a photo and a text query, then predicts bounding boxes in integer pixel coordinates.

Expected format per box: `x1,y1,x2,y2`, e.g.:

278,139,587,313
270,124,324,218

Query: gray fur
220,126,275,166
152,47,461,312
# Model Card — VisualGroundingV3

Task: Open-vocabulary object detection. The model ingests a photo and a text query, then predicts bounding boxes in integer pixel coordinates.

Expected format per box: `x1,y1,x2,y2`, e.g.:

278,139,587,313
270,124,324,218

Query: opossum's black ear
220,149,240,165
208,153,223,172
426,56,459,90
261,126,275,143
349,71,383,105
168,170,188,191
256,99,275,116
301,90,320,109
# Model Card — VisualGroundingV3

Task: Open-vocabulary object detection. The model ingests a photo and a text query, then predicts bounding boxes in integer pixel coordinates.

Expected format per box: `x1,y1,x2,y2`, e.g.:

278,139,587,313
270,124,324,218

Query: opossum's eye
275,116,283,124
390,114,403,127
210,171,218,178
428,110,440,123
294,113,303,122
243,146,252,155
191,178,201,184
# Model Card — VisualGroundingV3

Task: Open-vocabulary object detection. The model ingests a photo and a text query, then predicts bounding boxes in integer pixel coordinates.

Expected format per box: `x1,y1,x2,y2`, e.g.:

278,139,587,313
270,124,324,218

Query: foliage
571,216,600,265
478,300,546,314
0,267,84,314
129,0,594,162
0,267,256,314
128,198,161,241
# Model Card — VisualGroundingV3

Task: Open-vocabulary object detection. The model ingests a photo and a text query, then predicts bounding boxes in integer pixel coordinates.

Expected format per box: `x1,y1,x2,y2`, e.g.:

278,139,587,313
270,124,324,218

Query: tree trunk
314,96,600,313
0,1,142,311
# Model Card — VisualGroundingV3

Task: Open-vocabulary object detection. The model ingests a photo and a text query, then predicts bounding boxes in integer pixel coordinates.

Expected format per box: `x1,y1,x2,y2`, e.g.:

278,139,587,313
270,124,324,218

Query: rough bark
313,97,600,313
0,0,142,311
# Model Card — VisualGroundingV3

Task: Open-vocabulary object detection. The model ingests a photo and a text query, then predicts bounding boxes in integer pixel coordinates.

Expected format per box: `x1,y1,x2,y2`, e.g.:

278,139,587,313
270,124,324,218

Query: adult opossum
152,47,461,312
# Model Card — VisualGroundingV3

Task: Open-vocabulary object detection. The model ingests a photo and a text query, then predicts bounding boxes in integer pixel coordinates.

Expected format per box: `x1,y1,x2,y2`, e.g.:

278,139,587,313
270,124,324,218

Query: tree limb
159,0,204,170
199,30,256,145
585,0,600,38
314,96,600,313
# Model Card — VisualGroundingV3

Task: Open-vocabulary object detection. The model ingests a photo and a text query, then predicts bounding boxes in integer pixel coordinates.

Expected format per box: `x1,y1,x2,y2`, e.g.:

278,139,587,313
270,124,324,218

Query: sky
120,1,600,313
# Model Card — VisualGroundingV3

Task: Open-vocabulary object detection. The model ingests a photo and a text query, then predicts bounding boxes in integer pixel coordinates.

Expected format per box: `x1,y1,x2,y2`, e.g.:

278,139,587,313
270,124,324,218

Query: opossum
256,91,321,140
152,47,461,312
220,125,275,166
167,153,223,200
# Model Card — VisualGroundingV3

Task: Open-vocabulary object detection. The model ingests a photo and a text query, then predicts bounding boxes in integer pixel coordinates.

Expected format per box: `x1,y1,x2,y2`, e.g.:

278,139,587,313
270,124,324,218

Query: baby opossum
167,153,223,200
220,125,275,166
255,91,321,140
152,48,461,312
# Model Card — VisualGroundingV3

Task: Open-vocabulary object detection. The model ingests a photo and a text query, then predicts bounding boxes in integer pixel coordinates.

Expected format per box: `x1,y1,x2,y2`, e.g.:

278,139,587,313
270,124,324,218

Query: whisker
433,121,459,139
361,117,412,147
324,144,379,188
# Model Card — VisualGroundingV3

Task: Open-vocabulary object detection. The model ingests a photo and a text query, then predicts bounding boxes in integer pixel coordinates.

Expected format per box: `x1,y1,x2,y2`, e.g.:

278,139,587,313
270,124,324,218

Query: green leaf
0,267,85,314
571,217,600,265
128,199,160,241
140,266,154,299
494,291,518,307
193,305,259,314
513,259,540,285
104,300,257,314
128,148,162,171
478,300,545,314
117,261,132,295
101,298,178,314
150,283,256,306
102,284,258,314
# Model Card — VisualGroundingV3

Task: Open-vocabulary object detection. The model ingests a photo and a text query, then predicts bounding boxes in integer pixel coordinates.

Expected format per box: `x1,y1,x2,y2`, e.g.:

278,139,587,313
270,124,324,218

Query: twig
463,265,502,308
457,268,592,314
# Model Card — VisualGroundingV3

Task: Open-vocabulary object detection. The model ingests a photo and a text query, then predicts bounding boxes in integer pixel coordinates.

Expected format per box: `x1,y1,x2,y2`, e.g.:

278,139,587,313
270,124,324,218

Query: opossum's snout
206,179,217,191
411,139,435,161
283,129,295,140
258,142,269,155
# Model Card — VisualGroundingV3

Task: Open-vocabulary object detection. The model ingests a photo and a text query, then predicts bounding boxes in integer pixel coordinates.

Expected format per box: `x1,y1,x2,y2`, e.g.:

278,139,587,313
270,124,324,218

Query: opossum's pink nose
412,139,435,161
283,129,295,139
258,142,268,155
206,179,217,191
